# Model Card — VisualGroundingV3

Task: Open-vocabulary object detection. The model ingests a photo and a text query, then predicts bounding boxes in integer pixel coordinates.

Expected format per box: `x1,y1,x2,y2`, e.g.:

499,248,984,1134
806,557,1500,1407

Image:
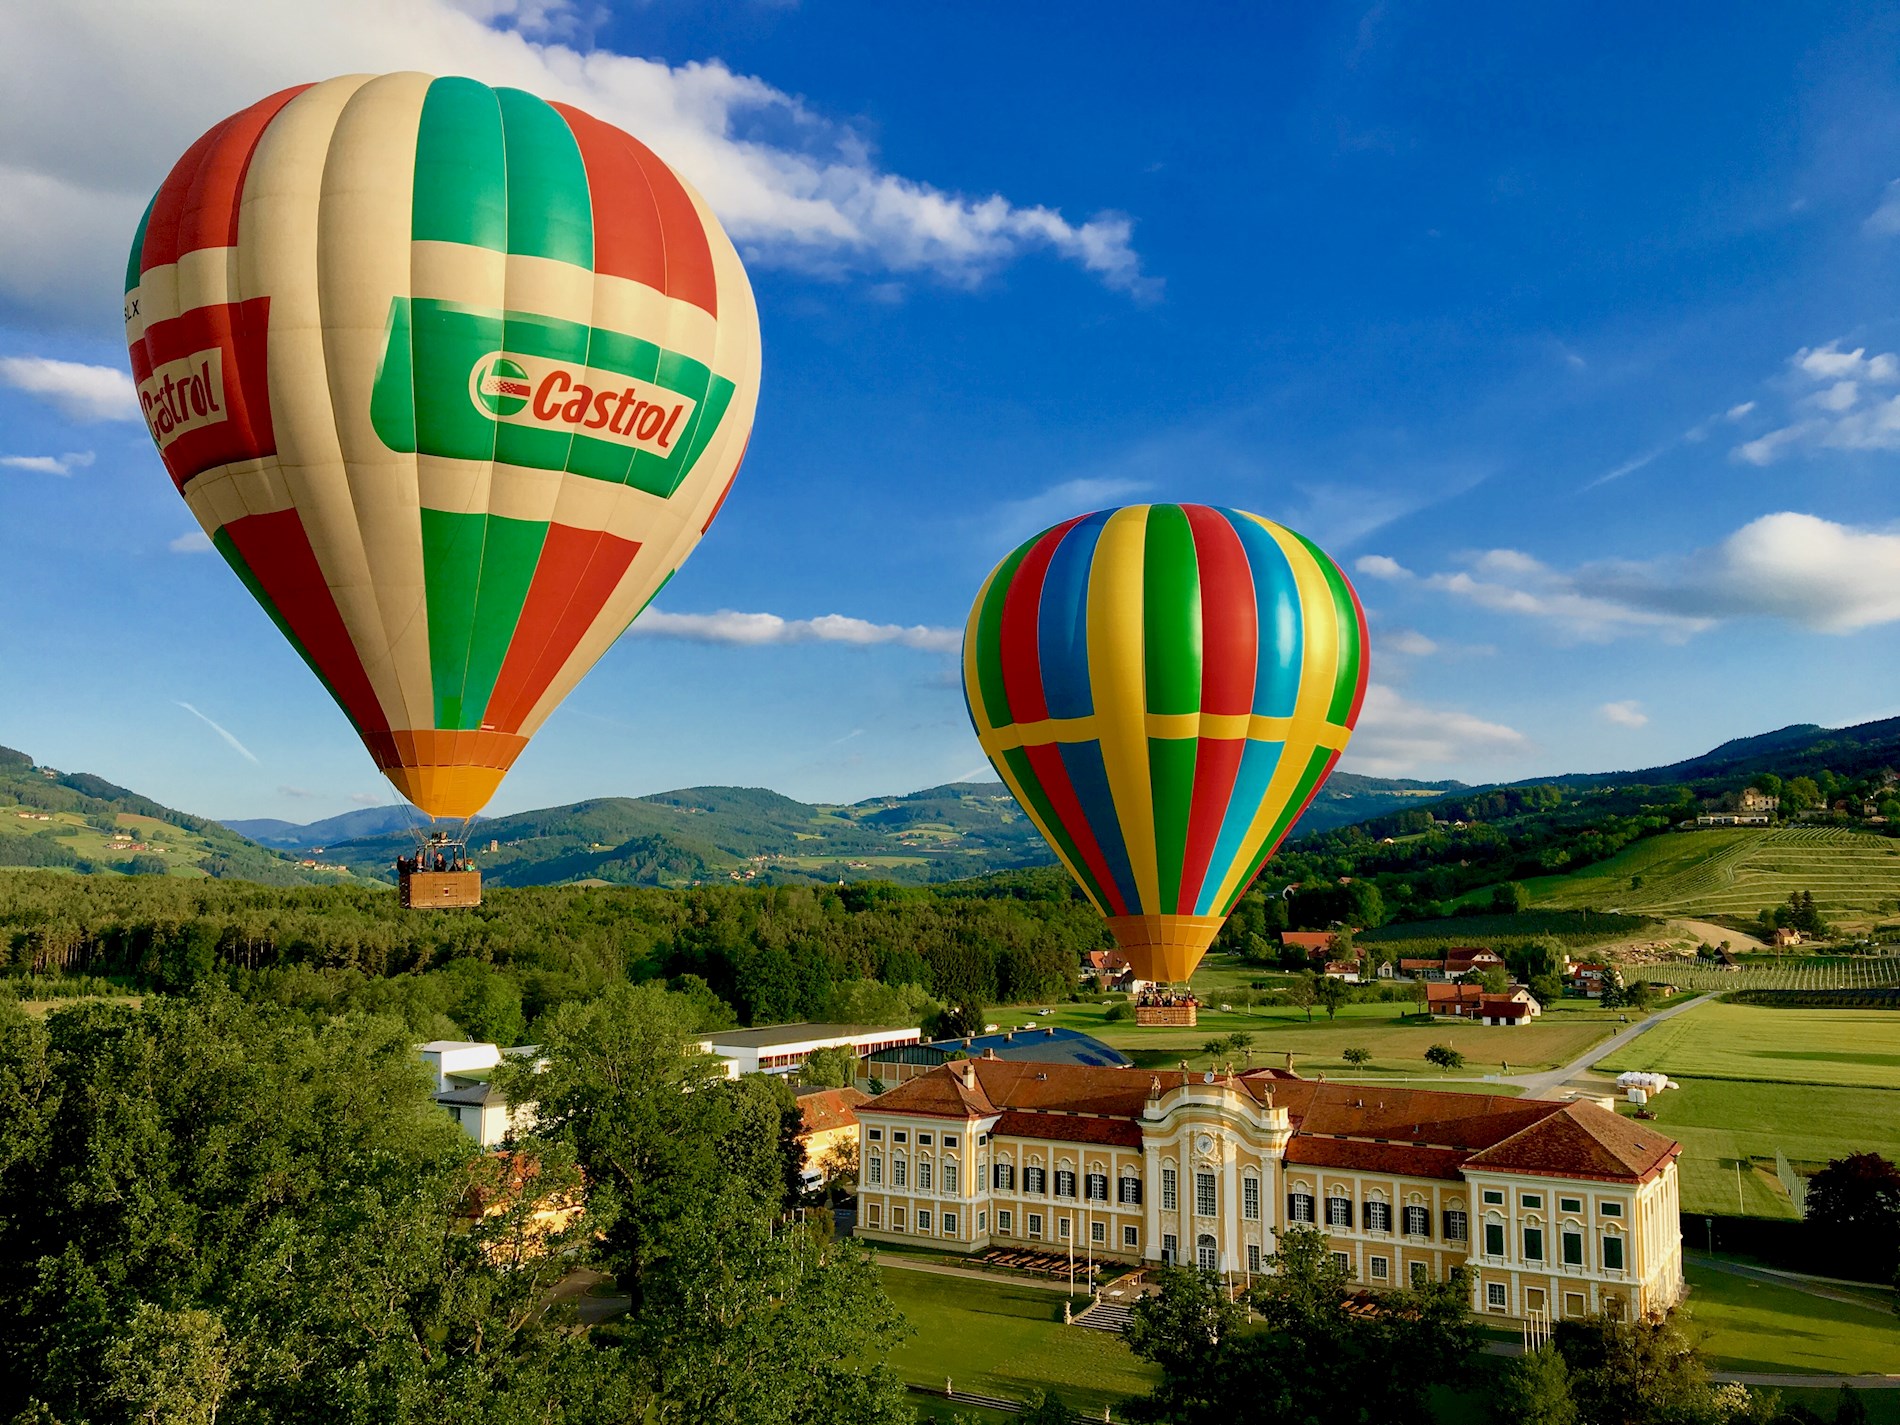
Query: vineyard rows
1626,955,1900,993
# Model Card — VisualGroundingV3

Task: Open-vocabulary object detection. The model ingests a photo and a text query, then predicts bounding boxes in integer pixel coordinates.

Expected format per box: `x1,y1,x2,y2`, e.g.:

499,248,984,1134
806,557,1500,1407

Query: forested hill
0,746,344,885
301,773,1466,889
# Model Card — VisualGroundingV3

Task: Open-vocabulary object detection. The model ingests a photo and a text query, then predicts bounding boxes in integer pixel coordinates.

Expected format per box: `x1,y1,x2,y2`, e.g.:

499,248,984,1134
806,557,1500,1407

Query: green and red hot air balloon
963,505,1368,985
126,74,760,820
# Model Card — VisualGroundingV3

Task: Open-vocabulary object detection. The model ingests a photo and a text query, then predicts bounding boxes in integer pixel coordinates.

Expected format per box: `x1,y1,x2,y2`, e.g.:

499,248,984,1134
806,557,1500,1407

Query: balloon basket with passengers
397,829,482,910
961,503,1370,1011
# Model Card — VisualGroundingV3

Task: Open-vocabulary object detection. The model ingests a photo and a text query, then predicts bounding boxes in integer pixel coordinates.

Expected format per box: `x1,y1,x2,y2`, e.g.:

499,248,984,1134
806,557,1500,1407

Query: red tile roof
1282,1138,1472,1181
1281,931,1338,949
1463,1102,1679,1183
991,1109,1144,1148
795,1086,870,1137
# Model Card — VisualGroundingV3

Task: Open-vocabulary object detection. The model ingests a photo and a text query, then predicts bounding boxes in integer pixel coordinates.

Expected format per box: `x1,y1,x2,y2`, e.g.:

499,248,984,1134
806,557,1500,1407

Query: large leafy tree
1805,1153,1900,1279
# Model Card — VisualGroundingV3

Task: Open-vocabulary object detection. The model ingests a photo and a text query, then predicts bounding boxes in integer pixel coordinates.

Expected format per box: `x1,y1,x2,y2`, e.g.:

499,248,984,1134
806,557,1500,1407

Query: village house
793,1085,871,1190
855,1061,1684,1326
1280,930,1342,959
1082,950,1139,992
1563,961,1619,998
1426,982,1542,1024
1398,947,1506,983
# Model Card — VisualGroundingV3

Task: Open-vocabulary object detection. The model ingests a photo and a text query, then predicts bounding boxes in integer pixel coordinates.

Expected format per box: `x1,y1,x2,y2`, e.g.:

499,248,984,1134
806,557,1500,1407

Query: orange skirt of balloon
1106,914,1228,985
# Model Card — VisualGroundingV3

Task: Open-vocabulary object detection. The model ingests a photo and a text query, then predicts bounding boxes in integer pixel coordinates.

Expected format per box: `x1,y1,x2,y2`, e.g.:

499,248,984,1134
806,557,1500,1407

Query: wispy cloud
1600,700,1648,729
631,607,961,653
988,477,1150,549
1732,340,1900,465
0,357,139,422
1341,683,1529,778
168,531,213,554
0,0,1150,330
1381,628,1438,656
174,701,259,765
0,450,93,475
348,791,385,807
278,784,316,799
1865,179,1900,236
1354,554,1413,581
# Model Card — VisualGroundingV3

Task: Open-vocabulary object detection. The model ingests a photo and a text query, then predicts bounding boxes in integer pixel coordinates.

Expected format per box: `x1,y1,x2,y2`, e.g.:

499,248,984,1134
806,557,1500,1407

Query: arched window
1196,1234,1218,1271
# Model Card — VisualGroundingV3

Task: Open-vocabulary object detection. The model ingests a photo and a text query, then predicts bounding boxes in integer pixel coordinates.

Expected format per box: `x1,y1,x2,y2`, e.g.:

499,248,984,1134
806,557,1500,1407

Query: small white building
697,1022,923,1078
420,1040,541,1148
420,1039,502,1092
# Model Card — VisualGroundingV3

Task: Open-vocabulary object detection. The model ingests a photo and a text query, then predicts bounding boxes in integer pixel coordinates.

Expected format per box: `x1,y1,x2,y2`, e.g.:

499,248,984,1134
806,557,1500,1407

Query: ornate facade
855,1060,1683,1323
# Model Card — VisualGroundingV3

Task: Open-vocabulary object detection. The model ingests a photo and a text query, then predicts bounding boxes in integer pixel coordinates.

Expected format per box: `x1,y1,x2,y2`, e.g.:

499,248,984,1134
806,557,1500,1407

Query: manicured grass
1598,1001,1900,1089
879,1266,1156,1415
1684,1261,1900,1375
1615,1076,1900,1219
1525,826,1900,928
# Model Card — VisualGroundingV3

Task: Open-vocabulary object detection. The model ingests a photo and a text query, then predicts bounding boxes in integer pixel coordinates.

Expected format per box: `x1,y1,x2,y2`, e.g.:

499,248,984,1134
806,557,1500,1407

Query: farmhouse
1426,983,1541,1021
855,1062,1684,1325
1280,930,1341,957
1400,948,1507,982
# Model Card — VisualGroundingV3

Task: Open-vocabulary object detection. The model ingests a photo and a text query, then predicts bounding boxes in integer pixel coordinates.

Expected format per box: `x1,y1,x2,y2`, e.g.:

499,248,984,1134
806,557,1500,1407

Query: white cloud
348,791,384,807
1354,554,1413,581
1726,402,1756,421
1,450,93,475
1420,512,1900,640
1866,179,1900,236
1340,683,1529,778
0,0,1149,330
1382,628,1438,656
174,700,259,764
1600,700,1648,729
1734,341,1900,464
169,530,213,553
277,784,316,799
0,356,139,421
631,606,961,652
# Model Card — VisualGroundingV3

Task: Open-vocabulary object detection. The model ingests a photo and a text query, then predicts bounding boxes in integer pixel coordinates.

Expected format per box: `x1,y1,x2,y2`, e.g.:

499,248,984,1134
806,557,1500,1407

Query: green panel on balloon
1142,504,1201,716
421,509,548,730
1148,737,1197,912
413,77,507,252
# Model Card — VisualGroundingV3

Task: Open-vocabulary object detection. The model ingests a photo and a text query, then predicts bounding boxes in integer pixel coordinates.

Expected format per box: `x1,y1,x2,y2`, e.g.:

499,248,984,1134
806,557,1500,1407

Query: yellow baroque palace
855,1060,1684,1324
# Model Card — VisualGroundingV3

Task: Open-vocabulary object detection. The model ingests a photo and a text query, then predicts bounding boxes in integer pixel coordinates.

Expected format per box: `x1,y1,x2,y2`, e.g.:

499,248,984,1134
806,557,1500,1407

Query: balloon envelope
126,74,760,818
963,505,1368,983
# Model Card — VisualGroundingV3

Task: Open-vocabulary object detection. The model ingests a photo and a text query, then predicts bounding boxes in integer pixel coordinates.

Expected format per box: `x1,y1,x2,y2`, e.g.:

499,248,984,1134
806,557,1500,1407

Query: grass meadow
1598,1002,1900,1088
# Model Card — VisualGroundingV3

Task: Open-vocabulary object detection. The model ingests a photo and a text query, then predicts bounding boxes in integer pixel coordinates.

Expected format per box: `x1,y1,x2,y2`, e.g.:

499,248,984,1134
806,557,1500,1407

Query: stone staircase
1071,1300,1135,1334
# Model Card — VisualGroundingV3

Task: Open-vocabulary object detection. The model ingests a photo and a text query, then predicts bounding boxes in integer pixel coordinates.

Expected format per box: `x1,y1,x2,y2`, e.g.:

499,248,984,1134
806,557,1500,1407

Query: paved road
876,1251,1094,1295
1507,992,1718,1100
1688,1251,1897,1312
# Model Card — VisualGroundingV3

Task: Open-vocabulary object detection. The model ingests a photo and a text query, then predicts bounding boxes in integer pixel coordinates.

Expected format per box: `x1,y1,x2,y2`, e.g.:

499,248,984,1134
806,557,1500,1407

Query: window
943,1212,958,1235
1243,1176,1260,1221
867,1203,882,1228
993,1162,1015,1191
1520,1193,1543,1211
1091,1220,1106,1244
1196,1172,1217,1217
1058,1216,1071,1240
1024,1166,1046,1195
1602,1235,1624,1271
918,1160,933,1192
1327,1195,1352,1228
1290,1192,1316,1223
917,1210,931,1233
1523,1226,1544,1262
1247,1244,1261,1272
1197,1234,1218,1271
1487,1282,1507,1311
1370,1256,1388,1281
979,1134,989,1146
1410,1261,1428,1286
1484,1222,1505,1258
1055,1169,1077,1199
892,1207,906,1229
1162,1167,1178,1211
893,1131,907,1144
943,1135,958,1148
977,1211,986,1231
1162,1233,1178,1264
1365,1201,1392,1233
1564,1291,1586,1319
1562,1230,1584,1267
1559,1196,1583,1214
1086,1172,1108,1203
944,1163,959,1194
1444,1210,1468,1242
1123,1225,1139,1248
1404,1205,1429,1237
868,1128,883,1142
1119,1174,1142,1205
1481,1189,1504,1206
1331,1251,1353,1276
918,1133,933,1147
1599,1201,1623,1218
893,1158,908,1188
1028,1212,1043,1240
998,1210,1013,1234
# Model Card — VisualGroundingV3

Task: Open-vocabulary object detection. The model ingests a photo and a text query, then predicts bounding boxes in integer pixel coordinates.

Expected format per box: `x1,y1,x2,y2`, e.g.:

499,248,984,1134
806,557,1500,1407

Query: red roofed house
1428,983,1541,1022
1445,947,1507,977
855,1059,1682,1326
795,1085,871,1189
1281,931,1341,959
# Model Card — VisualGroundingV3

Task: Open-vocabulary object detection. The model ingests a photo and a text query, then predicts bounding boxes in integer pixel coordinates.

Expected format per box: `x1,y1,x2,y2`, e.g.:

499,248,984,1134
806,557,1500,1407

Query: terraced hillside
1526,827,1900,926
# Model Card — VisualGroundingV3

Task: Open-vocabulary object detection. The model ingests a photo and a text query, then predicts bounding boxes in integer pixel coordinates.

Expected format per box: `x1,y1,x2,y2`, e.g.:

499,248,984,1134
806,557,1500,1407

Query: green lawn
1611,1076,1900,1219
1684,1261,1900,1376
1598,1001,1900,1089
879,1267,1156,1415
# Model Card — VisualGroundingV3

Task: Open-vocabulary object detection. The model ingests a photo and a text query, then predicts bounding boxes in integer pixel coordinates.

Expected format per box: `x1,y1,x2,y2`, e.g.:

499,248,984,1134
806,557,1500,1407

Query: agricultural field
1526,827,1900,928
1623,956,1900,995
0,805,212,877
880,1267,1155,1416
1598,1001,1900,1089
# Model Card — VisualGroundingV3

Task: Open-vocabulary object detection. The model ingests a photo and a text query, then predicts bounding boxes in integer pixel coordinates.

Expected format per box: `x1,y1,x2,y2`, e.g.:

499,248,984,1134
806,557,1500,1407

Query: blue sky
6,1,1900,823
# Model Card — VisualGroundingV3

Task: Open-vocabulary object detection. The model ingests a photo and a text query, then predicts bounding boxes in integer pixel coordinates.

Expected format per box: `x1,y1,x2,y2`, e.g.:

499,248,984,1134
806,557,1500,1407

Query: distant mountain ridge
225,805,474,848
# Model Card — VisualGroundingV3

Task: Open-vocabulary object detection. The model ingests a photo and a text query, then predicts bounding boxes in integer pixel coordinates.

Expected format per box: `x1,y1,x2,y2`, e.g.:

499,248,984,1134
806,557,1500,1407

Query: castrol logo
137,347,229,452
466,350,695,455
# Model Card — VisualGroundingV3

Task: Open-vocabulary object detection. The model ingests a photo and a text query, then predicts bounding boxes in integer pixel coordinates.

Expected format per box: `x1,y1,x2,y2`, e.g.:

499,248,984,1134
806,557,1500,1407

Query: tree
1529,973,1564,1008
929,997,986,1040
1225,1031,1254,1059
1408,978,1430,1018
798,1044,860,1088
1122,1265,1248,1425
1477,966,1509,995
1491,881,1532,915
1491,1344,1578,1425
1019,1390,1075,1425
1623,980,1655,1013
1425,1044,1465,1072
1805,1153,1900,1280
1315,974,1348,1022
1342,1047,1372,1066
1284,975,1317,1022
1784,776,1821,812
1104,999,1133,1022
1550,1311,1720,1425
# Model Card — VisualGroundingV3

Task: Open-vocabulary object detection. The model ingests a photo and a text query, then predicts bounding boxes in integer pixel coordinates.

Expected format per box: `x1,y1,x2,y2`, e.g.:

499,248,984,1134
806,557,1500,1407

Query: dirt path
1669,918,1767,952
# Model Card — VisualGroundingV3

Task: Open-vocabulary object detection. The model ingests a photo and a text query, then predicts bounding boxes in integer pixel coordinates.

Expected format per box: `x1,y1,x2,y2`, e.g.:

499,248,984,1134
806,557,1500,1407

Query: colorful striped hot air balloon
125,74,760,820
963,505,1369,985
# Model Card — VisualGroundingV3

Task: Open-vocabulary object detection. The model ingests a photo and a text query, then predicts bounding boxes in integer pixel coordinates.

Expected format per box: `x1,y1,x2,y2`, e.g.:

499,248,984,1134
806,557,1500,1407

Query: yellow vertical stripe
1087,505,1161,914
1206,515,1343,910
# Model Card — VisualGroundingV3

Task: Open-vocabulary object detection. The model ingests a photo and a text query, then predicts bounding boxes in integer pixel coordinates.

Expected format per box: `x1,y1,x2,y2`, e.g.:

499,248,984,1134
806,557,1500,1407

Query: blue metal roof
867,1025,1133,1070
